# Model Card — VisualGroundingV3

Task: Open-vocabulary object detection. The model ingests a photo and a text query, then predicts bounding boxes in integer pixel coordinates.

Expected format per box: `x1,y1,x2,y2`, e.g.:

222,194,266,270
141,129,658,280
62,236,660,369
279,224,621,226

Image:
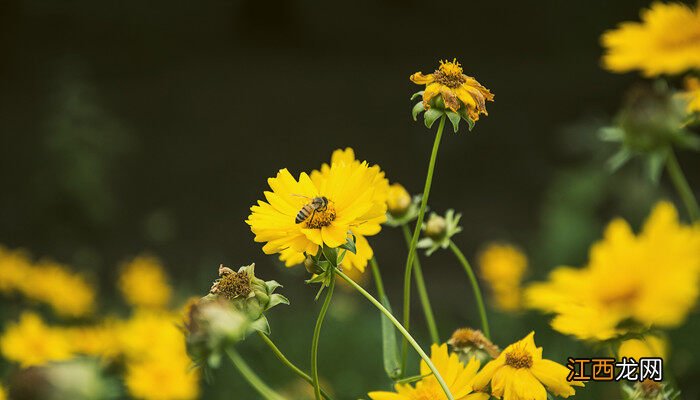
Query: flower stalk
401,224,439,343
226,347,287,400
665,149,700,222
401,115,446,372
257,332,334,400
311,272,335,400
448,240,490,339
335,267,455,400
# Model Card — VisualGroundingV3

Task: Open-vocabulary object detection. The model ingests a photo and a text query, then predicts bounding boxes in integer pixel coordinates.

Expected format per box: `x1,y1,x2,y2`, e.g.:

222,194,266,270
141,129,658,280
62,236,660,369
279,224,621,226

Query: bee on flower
246,148,388,273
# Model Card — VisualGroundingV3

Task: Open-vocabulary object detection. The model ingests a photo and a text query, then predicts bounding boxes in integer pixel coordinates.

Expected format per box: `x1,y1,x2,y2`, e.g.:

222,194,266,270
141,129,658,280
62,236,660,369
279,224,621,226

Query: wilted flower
411,59,494,132
478,243,528,312
448,327,501,364
601,2,700,77
417,209,463,255
526,202,700,341
0,312,73,367
368,343,488,400
472,332,584,400
118,255,172,309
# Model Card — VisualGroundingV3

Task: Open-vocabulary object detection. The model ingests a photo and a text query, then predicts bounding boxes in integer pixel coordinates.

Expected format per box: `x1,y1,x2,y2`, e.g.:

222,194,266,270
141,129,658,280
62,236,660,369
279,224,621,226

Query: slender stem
402,115,446,371
448,240,490,339
311,276,335,400
666,149,700,222
370,257,386,299
257,332,334,400
401,224,439,344
335,268,455,400
226,347,287,400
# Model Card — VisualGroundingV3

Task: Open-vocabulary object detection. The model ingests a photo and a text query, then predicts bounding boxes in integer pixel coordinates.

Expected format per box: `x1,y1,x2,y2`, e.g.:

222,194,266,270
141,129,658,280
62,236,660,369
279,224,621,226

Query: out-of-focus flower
368,343,488,400
411,59,494,132
0,246,31,293
125,354,199,400
472,332,584,400
619,334,668,360
601,2,700,76
385,184,421,227
417,209,463,255
247,150,387,273
682,76,700,114
448,327,501,364
0,312,73,367
600,84,700,181
118,255,172,309
478,243,528,312
66,319,123,360
118,311,186,361
526,201,700,341
28,260,96,317
0,384,6,400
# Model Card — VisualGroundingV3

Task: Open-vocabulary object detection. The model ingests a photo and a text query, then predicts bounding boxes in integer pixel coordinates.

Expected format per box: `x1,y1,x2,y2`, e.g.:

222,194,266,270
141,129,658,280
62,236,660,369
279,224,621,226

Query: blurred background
1,0,699,398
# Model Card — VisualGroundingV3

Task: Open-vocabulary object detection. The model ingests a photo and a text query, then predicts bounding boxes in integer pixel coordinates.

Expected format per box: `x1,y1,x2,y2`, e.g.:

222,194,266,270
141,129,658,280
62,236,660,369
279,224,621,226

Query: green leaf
465,116,475,131
607,149,632,172
410,91,424,101
412,102,425,121
322,246,338,267
446,111,460,133
339,234,357,254
379,294,402,379
646,149,668,184
250,316,271,334
424,108,443,129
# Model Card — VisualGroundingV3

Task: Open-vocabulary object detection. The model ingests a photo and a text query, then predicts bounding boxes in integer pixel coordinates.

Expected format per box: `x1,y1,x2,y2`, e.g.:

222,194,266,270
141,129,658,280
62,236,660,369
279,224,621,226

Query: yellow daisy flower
0,246,32,293
23,260,95,317
601,2,700,76
683,76,700,113
478,243,528,312
247,151,387,272
472,332,584,400
619,334,668,360
368,343,489,400
0,312,73,367
125,354,200,400
118,255,173,309
526,201,700,340
411,59,494,120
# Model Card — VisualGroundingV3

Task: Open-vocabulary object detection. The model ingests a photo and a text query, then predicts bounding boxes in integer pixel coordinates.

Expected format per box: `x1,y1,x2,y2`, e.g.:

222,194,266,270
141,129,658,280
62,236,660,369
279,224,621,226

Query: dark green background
1,0,699,398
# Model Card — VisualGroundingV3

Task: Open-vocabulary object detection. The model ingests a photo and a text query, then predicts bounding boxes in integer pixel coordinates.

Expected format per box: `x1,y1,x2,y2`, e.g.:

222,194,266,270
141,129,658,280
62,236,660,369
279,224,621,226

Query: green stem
335,267,455,400
666,149,700,222
311,275,335,400
370,257,386,299
448,240,490,339
402,115,446,372
257,332,334,400
401,224,439,344
226,347,287,400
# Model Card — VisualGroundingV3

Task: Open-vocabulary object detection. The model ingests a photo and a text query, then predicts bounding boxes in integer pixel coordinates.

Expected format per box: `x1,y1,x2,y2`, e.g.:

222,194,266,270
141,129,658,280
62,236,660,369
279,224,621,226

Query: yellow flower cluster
248,148,388,272
478,243,528,312
602,2,700,76
0,312,73,367
119,255,173,309
526,202,700,340
0,246,95,317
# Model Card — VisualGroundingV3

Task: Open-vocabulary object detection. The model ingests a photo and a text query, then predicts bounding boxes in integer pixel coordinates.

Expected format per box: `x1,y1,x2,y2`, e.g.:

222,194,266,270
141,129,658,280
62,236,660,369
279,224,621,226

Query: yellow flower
478,243,528,312
526,201,700,340
0,312,73,367
23,260,95,317
125,354,200,400
247,149,387,272
118,310,187,361
369,343,488,400
683,76,700,113
619,334,668,360
0,384,5,400
411,59,494,120
0,246,31,293
119,255,173,309
472,332,584,400
66,319,124,359
387,183,411,217
601,2,700,76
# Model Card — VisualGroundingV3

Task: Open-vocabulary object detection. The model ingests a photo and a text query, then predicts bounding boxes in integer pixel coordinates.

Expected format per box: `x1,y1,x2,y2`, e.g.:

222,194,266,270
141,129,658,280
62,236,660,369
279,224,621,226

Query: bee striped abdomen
295,206,313,224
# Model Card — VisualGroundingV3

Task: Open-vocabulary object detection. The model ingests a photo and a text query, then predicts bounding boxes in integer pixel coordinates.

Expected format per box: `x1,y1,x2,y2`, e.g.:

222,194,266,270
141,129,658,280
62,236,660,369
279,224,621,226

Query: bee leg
307,209,317,226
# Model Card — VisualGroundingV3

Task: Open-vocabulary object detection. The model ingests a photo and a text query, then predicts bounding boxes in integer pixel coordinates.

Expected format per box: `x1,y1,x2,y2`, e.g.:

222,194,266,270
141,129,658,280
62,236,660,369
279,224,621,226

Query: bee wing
291,193,312,200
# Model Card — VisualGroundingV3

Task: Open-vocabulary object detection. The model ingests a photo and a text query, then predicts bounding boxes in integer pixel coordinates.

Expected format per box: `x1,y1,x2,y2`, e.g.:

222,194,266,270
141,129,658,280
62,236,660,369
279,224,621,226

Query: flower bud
424,214,447,240
448,327,501,365
417,209,463,256
387,184,411,217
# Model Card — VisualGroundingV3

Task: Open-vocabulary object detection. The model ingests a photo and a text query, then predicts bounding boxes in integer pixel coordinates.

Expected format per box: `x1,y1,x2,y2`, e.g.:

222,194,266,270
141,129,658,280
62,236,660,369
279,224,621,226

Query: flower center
434,59,467,88
214,272,252,299
305,202,337,229
505,348,533,369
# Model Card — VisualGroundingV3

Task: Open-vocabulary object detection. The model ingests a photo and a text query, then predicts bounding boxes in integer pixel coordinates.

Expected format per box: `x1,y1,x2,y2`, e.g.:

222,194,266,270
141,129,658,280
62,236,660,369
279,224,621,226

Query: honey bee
295,196,329,224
